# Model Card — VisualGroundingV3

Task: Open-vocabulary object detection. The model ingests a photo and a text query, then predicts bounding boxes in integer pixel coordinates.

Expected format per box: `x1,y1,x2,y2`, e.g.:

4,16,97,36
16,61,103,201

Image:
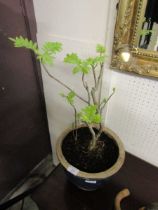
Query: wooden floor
31,153,158,210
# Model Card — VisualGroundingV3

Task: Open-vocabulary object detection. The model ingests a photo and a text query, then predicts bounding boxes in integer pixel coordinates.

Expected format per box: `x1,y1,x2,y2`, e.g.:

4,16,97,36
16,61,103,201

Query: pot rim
56,124,125,179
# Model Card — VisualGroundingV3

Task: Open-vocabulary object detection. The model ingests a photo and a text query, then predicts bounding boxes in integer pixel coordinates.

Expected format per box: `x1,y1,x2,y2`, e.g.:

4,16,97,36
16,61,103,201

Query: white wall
106,71,158,166
33,0,158,166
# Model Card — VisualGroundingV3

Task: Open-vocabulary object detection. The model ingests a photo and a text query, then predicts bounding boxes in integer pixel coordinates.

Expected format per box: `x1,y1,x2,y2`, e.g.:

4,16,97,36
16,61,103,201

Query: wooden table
31,153,158,210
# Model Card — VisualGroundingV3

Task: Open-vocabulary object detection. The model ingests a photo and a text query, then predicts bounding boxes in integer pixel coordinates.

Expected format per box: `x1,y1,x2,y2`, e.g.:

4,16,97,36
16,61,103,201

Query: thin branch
90,62,104,107
42,64,89,104
96,63,104,90
100,89,115,115
71,104,78,141
98,65,103,105
92,65,97,86
82,73,87,89
99,99,105,109
85,123,97,150
96,125,103,140
91,87,97,105
82,73,91,105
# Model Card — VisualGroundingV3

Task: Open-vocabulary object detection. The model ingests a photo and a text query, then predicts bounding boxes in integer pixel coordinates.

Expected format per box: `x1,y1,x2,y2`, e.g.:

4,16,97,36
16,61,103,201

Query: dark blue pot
65,169,109,191
56,125,125,191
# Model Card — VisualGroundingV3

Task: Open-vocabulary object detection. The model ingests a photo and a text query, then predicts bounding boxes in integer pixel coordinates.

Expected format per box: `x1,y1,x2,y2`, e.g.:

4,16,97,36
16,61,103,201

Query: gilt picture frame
111,0,158,78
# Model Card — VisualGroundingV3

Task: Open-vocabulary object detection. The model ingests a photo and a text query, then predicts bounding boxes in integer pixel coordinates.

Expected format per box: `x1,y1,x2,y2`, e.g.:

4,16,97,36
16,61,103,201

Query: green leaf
9,36,39,54
96,44,106,53
86,55,106,67
60,91,76,105
65,56,91,74
79,105,101,124
72,66,81,74
94,55,106,63
64,53,81,65
64,44,107,75
42,42,62,54
86,56,105,66
86,57,95,66
73,61,91,74
140,29,153,36
40,52,54,65
93,115,102,123
80,62,91,74
9,36,62,65
66,91,76,105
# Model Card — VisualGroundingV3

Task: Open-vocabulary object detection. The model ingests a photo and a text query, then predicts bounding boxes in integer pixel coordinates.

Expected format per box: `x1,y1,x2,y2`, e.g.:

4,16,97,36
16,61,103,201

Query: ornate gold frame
111,0,158,78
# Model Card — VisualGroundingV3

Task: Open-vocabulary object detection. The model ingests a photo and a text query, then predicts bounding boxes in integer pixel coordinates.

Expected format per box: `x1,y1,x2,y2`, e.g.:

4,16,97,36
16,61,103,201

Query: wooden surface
31,153,158,210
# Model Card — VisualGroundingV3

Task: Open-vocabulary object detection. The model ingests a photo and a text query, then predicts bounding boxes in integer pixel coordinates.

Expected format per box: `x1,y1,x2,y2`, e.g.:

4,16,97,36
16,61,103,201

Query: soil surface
62,127,119,173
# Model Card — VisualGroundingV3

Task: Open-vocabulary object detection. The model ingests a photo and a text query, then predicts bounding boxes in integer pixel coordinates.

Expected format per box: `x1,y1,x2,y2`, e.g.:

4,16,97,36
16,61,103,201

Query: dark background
0,0,51,201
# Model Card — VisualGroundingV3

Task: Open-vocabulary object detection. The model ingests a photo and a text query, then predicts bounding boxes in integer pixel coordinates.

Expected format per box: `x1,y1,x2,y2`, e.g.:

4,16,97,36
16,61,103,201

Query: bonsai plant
9,36,125,190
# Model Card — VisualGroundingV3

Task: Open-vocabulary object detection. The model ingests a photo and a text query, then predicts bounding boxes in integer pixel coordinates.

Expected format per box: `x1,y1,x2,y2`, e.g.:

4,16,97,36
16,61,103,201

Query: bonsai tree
9,36,115,152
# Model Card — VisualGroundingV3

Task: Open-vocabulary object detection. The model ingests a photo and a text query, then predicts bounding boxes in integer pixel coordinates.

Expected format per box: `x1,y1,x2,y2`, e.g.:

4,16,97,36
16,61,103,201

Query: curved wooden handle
115,188,130,210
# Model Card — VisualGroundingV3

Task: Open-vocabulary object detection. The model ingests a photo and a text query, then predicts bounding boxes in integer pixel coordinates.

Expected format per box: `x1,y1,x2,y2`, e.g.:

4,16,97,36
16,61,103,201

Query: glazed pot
56,125,125,191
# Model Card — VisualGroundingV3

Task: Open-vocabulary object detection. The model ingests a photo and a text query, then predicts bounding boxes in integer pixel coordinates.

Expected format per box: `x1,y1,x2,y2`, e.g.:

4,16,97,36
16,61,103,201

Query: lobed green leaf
60,91,76,105
9,36,39,54
79,105,102,124
40,52,54,65
64,53,81,65
42,42,62,54
140,29,153,36
9,36,62,65
96,44,106,54
86,55,105,66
